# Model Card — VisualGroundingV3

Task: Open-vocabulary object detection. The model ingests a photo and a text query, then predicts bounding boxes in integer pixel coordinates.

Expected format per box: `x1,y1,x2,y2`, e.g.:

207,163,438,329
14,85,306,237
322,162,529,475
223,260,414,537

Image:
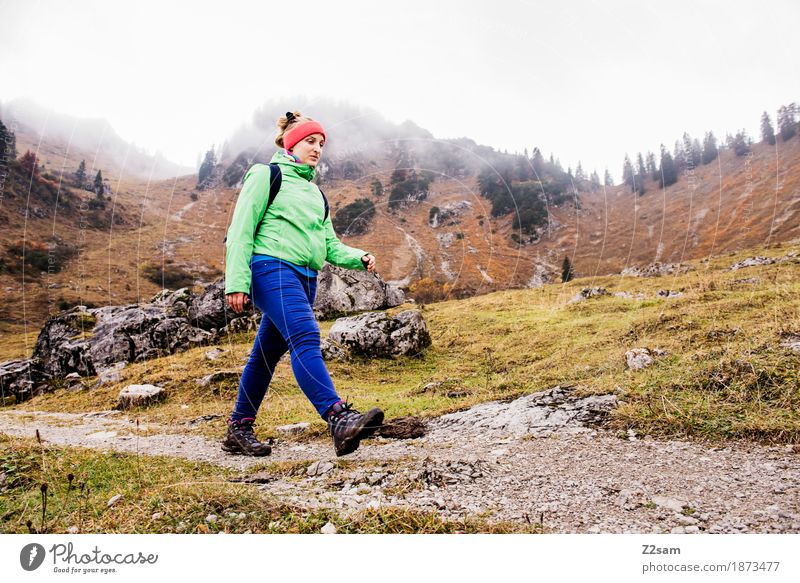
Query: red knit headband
283,120,327,151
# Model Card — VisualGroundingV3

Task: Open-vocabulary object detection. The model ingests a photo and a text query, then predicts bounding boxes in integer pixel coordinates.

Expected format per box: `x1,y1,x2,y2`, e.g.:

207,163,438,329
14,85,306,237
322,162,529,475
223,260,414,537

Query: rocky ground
1,385,797,534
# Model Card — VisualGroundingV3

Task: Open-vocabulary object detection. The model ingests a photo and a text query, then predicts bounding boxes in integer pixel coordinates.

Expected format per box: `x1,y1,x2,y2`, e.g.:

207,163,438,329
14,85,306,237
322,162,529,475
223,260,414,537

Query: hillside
1,105,799,341
1,241,797,533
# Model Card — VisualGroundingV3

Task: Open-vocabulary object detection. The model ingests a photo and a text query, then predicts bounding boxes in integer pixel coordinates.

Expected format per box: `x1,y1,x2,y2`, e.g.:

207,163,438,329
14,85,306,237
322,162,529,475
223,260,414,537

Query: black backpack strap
253,163,282,238
319,188,330,222
223,163,282,243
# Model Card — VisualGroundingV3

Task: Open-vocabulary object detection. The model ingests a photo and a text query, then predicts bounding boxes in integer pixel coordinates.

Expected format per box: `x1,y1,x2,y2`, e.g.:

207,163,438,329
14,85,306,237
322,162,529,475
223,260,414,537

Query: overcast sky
2,0,798,179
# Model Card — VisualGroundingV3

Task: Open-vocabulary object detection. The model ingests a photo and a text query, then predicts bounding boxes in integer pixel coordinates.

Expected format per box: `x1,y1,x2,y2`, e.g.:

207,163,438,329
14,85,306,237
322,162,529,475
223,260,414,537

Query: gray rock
0,358,46,403
328,310,431,358
117,384,166,410
204,348,226,361
621,262,691,277
429,384,617,438
307,460,335,476
197,370,241,390
429,200,472,228
321,521,337,534
276,422,310,435
626,348,654,370
779,335,800,353
729,256,777,270
187,278,253,330
320,338,349,361
95,361,127,386
656,289,683,298
219,313,261,335
107,494,123,507
651,495,688,513
569,287,608,303
313,264,405,320
31,302,214,383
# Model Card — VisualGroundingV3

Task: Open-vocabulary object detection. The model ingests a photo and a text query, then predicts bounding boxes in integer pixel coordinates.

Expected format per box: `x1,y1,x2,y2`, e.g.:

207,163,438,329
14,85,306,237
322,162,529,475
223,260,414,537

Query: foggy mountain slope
2,97,799,331
1,98,194,181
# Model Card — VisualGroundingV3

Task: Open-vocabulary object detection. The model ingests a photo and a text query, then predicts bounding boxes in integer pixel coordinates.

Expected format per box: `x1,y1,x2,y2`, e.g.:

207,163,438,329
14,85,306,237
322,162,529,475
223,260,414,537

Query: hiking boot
326,400,384,457
222,417,272,456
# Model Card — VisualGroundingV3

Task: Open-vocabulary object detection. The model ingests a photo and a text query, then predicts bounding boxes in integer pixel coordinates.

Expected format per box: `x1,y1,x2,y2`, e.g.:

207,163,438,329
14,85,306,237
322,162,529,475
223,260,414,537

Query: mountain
0,98,194,181
1,98,799,335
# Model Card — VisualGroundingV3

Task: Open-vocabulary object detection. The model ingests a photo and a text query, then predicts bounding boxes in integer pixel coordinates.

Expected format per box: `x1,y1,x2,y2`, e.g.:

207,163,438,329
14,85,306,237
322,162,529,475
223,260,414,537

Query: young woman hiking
223,111,383,457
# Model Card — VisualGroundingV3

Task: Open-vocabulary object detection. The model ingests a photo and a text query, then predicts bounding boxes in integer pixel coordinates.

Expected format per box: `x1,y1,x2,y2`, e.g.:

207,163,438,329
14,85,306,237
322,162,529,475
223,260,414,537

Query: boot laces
233,419,261,445
329,400,362,428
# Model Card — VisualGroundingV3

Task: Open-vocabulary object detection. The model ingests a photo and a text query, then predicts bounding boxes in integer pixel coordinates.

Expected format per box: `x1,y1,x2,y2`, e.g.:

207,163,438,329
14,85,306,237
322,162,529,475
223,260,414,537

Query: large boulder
327,310,431,358
0,358,47,404
313,264,405,319
187,279,256,331
31,296,215,381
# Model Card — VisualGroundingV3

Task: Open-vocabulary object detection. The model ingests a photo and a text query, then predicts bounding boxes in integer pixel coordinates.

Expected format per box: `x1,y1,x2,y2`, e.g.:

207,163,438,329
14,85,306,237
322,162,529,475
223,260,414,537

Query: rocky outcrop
313,264,405,319
621,262,692,277
428,384,618,439
187,279,255,330
0,358,46,404
117,384,166,410
327,310,431,359
625,347,668,371
569,287,609,303
428,200,472,228
32,301,214,380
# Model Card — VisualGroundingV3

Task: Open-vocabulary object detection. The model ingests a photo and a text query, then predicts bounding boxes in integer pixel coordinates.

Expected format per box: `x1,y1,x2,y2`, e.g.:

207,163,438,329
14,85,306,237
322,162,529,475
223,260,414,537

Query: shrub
332,198,376,236
141,260,195,288
408,277,452,304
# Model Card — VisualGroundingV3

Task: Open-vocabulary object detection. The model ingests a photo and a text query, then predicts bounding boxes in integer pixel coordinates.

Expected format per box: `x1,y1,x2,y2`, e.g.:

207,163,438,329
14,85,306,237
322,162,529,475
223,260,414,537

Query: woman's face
290,133,325,167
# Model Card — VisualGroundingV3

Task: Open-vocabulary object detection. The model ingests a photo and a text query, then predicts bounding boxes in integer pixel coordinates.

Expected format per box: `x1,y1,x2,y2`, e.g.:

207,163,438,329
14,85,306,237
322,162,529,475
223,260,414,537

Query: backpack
223,163,330,244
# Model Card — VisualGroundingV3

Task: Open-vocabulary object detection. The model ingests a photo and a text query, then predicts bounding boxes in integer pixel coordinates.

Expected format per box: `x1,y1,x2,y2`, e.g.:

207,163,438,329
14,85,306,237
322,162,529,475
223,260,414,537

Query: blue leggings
230,259,341,421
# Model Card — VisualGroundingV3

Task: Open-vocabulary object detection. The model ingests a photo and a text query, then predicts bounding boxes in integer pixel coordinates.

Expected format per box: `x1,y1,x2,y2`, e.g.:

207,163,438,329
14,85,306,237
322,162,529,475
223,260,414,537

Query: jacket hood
270,149,316,182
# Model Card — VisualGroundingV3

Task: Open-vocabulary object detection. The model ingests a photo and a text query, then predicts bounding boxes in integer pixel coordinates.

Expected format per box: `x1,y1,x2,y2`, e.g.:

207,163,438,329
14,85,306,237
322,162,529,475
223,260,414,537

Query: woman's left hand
361,254,376,272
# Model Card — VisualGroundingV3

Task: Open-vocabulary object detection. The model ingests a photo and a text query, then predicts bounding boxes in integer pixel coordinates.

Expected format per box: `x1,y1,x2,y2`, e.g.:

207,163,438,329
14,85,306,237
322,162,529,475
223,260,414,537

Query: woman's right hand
226,292,250,314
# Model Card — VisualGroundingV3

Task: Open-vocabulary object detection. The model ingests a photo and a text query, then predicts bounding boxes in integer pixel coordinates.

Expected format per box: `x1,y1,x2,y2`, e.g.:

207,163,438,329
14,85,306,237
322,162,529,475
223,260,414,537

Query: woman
222,110,383,457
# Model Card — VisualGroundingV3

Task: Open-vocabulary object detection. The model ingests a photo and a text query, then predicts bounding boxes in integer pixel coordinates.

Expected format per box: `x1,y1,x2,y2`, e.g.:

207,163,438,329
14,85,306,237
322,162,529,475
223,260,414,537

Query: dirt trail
1,391,798,534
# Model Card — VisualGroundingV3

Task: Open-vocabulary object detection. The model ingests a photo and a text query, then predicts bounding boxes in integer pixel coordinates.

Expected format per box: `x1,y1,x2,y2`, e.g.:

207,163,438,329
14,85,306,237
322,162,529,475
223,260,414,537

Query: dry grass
7,242,800,446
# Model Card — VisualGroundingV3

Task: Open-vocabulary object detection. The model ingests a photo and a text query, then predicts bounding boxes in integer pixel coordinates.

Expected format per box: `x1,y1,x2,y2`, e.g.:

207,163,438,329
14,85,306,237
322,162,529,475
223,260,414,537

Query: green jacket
224,150,371,295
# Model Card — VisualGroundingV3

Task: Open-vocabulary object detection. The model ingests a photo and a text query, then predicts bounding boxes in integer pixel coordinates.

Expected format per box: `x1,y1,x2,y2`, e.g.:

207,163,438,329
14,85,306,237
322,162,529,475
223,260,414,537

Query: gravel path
1,386,798,534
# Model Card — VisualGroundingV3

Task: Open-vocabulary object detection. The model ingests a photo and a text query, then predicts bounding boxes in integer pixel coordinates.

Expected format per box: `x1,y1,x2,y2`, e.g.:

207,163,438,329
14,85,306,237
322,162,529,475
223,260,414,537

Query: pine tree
604,168,614,186
658,144,677,187
589,170,600,187
198,145,218,187
561,256,574,283
0,120,7,162
761,111,776,145
20,150,39,179
636,153,646,179
575,161,585,180
673,140,685,174
702,132,718,164
75,160,87,186
731,129,751,155
646,151,658,179
622,154,634,192
681,133,701,168
5,125,16,160
777,103,798,141
94,170,104,196
532,148,544,174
